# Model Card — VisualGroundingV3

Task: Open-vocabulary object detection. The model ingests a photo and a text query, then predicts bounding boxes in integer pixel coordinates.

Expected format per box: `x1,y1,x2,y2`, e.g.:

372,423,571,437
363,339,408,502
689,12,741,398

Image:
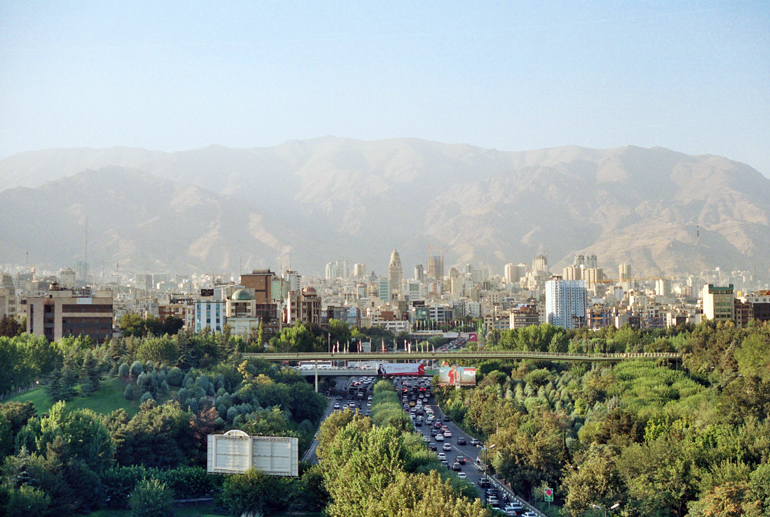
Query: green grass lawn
4,376,141,417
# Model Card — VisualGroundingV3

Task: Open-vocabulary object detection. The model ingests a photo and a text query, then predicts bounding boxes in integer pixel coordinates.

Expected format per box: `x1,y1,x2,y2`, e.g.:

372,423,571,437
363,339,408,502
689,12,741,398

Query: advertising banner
207,431,299,476
377,363,426,376
467,333,478,342
438,365,477,386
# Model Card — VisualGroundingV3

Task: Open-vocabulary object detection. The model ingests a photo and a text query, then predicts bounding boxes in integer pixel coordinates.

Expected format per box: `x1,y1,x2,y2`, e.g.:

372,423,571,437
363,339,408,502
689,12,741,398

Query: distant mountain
1,138,768,278
0,168,299,273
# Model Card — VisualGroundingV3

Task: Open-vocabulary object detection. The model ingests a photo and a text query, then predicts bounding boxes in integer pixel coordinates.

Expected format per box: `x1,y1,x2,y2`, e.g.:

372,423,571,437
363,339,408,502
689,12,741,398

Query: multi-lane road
311,374,543,516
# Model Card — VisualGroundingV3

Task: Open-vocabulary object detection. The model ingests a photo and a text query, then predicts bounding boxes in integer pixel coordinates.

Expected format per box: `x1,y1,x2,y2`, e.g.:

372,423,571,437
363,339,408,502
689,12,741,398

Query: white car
457,472,466,479
435,434,444,441
437,452,446,460
444,431,452,438
443,443,452,451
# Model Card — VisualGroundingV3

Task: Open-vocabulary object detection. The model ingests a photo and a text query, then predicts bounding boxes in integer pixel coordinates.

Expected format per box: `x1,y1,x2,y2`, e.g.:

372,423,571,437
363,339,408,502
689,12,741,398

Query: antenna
84,216,89,285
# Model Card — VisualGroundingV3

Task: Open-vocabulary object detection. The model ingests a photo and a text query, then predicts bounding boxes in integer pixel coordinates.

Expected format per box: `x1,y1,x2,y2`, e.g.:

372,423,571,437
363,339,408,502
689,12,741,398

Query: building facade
24,287,113,343
545,278,587,329
702,284,735,322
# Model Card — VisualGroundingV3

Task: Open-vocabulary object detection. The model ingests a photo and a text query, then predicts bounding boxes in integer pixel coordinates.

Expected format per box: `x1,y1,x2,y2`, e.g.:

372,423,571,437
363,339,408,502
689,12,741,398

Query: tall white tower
545,278,587,329
388,249,402,302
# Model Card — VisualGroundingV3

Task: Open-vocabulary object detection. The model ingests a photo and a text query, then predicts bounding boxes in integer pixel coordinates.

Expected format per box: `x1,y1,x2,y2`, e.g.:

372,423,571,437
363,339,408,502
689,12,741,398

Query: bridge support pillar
314,360,319,393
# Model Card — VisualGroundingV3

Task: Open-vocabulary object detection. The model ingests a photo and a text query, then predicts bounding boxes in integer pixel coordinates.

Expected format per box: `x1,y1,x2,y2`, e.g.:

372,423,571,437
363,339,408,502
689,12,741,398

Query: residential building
545,278,587,329
510,304,540,329
194,299,225,333
702,284,735,322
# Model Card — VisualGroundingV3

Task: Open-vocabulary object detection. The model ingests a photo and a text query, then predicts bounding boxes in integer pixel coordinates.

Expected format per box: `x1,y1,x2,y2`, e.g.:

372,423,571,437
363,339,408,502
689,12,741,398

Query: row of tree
435,320,770,516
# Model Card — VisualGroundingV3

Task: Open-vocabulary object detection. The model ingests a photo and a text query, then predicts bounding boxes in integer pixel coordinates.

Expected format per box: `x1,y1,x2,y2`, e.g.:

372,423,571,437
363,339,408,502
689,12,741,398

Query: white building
545,278,587,329
194,300,226,333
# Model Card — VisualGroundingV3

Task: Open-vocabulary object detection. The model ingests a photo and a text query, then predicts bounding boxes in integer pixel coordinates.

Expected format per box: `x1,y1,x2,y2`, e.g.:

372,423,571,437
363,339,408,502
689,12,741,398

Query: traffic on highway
318,353,543,516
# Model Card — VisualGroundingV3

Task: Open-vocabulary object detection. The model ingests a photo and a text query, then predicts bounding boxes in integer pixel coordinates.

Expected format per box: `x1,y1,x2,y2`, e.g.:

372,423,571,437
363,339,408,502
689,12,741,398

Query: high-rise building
414,264,424,282
573,255,585,267
655,279,672,297
619,263,632,281
388,249,402,302
585,254,598,268
504,263,516,284
325,262,338,280
353,263,366,278
532,254,548,272
702,284,735,322
545,278,587,329
427,248,444,280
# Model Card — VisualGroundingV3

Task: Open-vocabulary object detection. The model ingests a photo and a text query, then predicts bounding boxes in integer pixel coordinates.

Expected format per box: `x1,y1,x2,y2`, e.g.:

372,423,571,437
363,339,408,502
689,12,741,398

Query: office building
24,286,114,343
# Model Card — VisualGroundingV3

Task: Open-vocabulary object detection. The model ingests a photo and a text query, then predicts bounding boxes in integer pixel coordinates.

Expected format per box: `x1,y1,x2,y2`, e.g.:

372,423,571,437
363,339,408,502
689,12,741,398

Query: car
456,455,465,464
444,431,452,438
444,415,450,421
457,472,466,479
457,437,466,445
452,462,461,471
335,395,342,400
435,434,444,442
437,452,446,460
333,403,340,409
429,443,437,451
423,435,429,442
478,478,490,488
470,438,481,447
443,443,452,451
414,420,422,426
409,401,416,407
441,460,449,467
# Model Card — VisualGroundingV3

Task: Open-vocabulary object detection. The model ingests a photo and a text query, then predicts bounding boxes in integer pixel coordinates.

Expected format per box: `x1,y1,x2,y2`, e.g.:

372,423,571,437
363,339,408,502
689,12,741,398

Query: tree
129,478,174,517
0,314,22,338
80,350,100,396
5,485,51,517
220,468,290,516
137,337,180,367
120,314,146,337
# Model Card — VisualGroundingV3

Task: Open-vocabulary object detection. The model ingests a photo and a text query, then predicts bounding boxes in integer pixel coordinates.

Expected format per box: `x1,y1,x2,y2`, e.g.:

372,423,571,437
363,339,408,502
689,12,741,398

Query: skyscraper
388,249,402,302
427,248,444,280
545,278,587,329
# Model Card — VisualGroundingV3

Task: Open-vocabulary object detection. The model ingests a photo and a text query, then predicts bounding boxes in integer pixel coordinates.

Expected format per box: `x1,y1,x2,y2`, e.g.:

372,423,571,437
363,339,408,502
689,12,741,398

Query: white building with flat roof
545,278,587,329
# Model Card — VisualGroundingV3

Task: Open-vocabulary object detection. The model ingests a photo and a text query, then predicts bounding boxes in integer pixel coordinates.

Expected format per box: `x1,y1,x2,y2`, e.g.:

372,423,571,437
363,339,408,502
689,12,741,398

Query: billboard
377,363,426,376
439,365,477,386
207,430,299,476
467,333,478,342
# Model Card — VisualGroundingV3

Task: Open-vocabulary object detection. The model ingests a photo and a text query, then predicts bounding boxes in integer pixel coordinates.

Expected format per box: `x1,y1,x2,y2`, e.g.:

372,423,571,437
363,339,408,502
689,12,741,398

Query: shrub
166,367,183,387
140,391,155,404
119,362,130,378
129,478,174,517
124,384,135,401
131,361,144,379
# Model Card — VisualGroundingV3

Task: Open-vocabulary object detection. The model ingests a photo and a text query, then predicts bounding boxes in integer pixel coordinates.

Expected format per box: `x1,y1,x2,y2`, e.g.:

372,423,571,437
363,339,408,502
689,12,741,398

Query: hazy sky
1,1,769,175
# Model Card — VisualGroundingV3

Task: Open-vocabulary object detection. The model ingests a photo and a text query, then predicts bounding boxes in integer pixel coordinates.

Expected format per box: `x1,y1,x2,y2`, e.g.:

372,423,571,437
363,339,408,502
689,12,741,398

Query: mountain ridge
1,138,768,279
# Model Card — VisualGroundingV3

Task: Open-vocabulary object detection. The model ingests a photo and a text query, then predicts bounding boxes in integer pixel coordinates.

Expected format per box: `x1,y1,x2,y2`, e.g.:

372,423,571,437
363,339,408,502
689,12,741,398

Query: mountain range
1,137,769,279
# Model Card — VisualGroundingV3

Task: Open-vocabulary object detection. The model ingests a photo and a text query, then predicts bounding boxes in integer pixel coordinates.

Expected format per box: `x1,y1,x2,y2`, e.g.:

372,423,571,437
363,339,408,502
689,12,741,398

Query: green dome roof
231,289,252,301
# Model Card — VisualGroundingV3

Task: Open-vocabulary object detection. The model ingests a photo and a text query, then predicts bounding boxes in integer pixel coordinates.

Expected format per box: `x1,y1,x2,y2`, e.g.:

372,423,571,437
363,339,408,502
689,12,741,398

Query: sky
1,1,769,175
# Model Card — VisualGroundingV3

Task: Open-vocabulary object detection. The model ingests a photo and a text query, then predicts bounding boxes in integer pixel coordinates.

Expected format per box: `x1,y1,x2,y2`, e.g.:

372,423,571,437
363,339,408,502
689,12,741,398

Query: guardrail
245,351,680,362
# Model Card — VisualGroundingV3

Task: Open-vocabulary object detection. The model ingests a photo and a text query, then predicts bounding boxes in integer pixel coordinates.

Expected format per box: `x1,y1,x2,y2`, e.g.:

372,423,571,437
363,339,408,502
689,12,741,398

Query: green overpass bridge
244,351,680,363
245,351,680,391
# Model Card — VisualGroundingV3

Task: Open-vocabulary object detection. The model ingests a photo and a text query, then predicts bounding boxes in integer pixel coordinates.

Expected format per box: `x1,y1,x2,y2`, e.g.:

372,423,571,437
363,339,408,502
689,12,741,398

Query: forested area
437,320,770,516
2,317,769,516
0,326,329,516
